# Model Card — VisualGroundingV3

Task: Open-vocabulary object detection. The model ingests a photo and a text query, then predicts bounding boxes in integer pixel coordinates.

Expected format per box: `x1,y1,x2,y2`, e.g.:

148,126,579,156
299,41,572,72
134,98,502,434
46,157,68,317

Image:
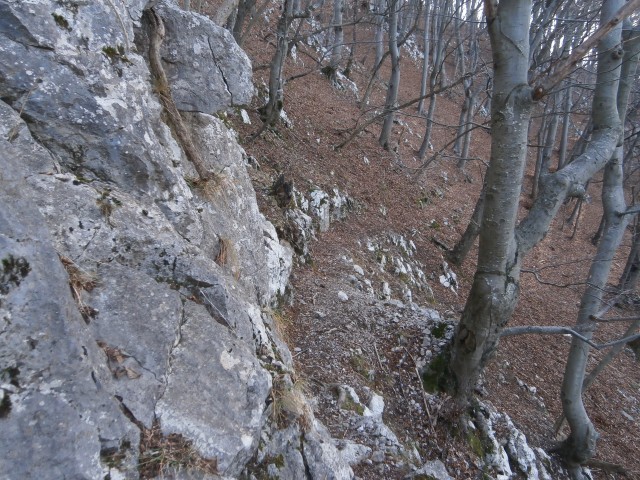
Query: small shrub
271,376,313,432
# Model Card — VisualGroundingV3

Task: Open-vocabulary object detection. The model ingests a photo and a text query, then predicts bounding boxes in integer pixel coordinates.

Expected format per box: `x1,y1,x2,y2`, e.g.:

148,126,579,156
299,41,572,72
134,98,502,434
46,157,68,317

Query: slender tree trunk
449,0,533,403
532,109,548,199
456,13,479,169
561,159,628,478
259,0,295,126
453,2,468,157
417,1,432,114
619,227,640,291
232,0,257,44
379,0,400,149
343,0,358,78
558,80,573,169
418,0,445,158
459,93,476,166
374,0,385,74
560,9,639,476
448,182,486,266
328,0,344,83
533,94,560,198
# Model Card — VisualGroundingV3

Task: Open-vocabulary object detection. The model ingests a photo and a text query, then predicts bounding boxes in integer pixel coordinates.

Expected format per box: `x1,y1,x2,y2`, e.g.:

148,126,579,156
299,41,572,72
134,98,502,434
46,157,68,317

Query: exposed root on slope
145,8,212,182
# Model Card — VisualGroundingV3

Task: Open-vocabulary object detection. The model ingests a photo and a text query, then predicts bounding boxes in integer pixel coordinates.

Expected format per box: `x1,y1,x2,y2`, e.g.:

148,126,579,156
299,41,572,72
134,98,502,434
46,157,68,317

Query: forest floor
201,3,640,478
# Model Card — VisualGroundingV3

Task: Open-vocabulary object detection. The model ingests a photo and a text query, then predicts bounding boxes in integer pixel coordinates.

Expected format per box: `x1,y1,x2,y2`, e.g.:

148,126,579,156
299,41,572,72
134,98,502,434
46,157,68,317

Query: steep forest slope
0,1,355,478
0,0,639,479
219,0,640,479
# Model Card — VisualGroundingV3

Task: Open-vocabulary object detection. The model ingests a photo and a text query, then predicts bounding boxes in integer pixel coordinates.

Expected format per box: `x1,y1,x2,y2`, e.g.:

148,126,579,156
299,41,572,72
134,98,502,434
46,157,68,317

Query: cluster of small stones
364,233,433,304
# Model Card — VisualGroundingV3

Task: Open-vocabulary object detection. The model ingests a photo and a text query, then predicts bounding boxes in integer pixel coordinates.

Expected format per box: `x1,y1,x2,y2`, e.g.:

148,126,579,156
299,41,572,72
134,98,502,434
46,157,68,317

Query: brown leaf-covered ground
198,2,640,477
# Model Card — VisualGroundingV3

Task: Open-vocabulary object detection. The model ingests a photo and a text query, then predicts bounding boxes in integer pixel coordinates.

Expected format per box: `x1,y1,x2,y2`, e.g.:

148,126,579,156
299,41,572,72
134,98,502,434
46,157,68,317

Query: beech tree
559,18,640,476
378,0,400,148
327,0,344,84
442,0,639,427
436,4,640,476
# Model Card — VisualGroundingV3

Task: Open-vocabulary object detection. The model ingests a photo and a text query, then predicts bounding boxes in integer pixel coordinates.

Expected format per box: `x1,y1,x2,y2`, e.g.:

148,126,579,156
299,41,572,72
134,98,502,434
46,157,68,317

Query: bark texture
447,0,629,412
449,0,533,402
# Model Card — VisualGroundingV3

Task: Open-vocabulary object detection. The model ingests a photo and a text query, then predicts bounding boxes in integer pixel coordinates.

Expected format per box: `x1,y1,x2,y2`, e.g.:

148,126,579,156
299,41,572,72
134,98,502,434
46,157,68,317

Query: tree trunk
259,0,295,127
417,1,432,114
378,0,400,149
449,0,533,403
446,0,625,408
533,94,560,198
561,158,628,477
328,0,344,83
447,181,485,266
532,109,548,199
374,0,385,75
232,0,257,44
343,0,358,78
560,6,639,476
619,227,640,291
417,0,446,158
558,80,573,169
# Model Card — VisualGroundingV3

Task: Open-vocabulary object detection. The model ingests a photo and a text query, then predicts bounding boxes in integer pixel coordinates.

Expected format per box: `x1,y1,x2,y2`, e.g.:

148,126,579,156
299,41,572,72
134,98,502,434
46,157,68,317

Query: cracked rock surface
0,1,341,478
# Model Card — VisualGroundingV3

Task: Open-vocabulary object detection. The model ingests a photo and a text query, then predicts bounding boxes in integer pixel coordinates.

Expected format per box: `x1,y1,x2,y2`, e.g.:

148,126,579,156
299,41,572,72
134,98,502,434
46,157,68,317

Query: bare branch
531,0,640,100
334,73,472,150
619,205,640,216
521,268,587,288
500,325,640,350
590,314,640,322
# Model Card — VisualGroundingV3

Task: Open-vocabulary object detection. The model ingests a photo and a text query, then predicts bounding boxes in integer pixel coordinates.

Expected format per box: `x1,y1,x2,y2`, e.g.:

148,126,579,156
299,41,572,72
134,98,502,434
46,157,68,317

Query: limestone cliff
0,1,351,478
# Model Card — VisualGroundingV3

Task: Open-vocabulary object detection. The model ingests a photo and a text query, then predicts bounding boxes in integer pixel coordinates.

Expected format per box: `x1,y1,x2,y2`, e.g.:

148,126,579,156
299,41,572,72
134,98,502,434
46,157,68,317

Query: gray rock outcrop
0,1,348,478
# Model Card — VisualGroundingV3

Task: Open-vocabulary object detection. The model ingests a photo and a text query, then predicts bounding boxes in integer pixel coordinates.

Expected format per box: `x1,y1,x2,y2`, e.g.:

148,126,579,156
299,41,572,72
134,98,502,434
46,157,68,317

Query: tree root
145,8,211,182
585,459,629,477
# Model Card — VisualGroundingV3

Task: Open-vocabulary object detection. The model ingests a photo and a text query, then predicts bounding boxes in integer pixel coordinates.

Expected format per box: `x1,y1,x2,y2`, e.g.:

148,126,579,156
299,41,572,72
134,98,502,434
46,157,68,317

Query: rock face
0,1,350,478
156,2,254,113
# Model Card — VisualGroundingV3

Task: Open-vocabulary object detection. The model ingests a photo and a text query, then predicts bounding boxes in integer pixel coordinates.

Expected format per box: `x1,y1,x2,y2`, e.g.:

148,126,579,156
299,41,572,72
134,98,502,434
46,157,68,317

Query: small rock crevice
208,37,233,104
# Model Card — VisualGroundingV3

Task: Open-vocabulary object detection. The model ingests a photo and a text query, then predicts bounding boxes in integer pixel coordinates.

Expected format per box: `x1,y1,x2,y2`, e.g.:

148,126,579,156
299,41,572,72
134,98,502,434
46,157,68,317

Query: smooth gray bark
417,1,432,114
533,95,559,198
454,0,480,168
561,17,640,474
374,0,385,75
558,81,573,168
619,227,640,291
379,0,400,149
447,182,485,266
343,0,358,78
448,0,627,410
328,0,344,83
418,0,446,158
449,0,533,402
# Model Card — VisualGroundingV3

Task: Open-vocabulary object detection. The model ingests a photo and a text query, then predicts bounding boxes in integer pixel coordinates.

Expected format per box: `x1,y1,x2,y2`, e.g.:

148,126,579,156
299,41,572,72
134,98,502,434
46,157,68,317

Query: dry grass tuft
138,420,218,479
186,173,231,201
271,376,314,432
59,255,98,323
215,237,240,280
268,308,294,347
